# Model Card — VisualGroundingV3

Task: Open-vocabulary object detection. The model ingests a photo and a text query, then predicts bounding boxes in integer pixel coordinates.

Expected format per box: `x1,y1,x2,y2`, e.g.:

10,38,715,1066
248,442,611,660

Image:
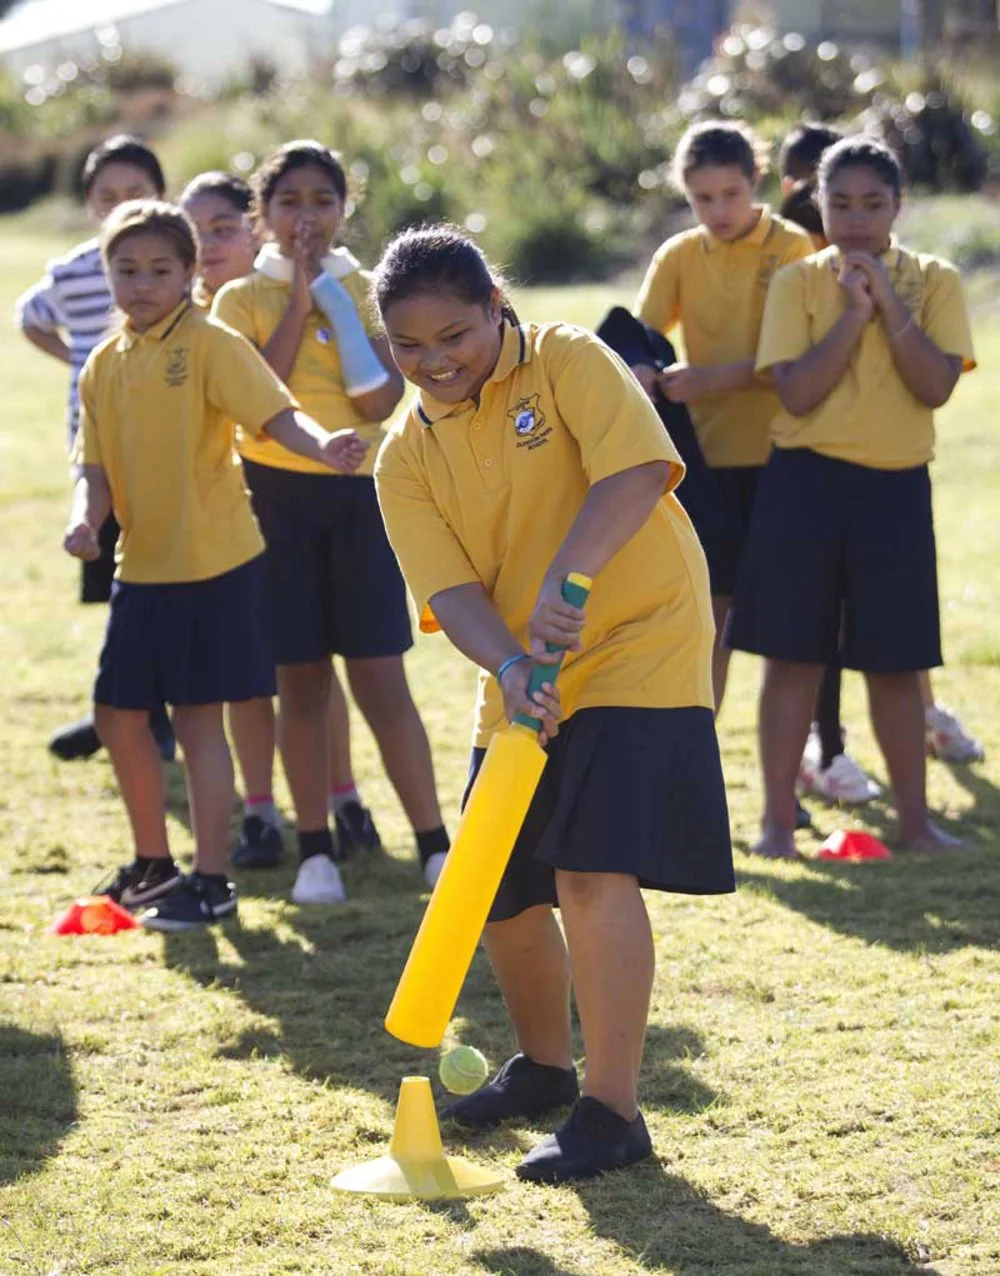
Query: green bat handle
513,573,592,730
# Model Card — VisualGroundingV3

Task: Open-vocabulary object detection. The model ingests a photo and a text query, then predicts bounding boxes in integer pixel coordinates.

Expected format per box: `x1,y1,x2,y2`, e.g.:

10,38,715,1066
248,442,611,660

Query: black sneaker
333,800,382,861
140,872,237,932
795,799,813,830
232,816,285,869
93,858,182,910
516,1096,653,1184
442,1052,579,1130
49,717,102,762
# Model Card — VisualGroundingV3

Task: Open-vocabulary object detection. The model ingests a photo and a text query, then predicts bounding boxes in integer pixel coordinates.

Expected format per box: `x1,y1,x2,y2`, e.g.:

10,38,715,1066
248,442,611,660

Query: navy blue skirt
463,706,735,923
728,448,941,673
94,555,275,710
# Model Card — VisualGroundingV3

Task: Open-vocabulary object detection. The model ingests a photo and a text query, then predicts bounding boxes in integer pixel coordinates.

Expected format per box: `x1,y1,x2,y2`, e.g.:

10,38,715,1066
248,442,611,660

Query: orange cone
817,830,892,862
50,896,140,935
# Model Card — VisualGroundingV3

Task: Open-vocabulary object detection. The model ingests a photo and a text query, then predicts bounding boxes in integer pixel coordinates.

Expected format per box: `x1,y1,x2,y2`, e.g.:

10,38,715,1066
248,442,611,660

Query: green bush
3,15,998,279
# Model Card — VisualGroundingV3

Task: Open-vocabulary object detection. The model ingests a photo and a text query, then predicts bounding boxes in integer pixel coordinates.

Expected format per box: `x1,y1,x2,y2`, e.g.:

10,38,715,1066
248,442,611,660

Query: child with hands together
728,137,975,859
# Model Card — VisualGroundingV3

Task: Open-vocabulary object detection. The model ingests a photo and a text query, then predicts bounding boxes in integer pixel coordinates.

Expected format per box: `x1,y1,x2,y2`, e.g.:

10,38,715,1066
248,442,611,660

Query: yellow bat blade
385,722,546,1048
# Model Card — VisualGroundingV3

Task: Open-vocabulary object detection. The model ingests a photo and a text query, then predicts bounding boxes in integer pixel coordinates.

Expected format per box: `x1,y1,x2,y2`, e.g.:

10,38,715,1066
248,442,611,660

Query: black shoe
442,1052,579,1130
333,800,382,861
149,706,176,763
232,816,285,869
140,872,237,932
516,1096,653,1184
795,798,813,830
94,858,182,910
49,718,102,762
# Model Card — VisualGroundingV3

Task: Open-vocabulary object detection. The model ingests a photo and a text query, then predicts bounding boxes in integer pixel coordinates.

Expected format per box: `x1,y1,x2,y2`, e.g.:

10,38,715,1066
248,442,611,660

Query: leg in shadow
0,1025,77,1185
573,1158,929,1274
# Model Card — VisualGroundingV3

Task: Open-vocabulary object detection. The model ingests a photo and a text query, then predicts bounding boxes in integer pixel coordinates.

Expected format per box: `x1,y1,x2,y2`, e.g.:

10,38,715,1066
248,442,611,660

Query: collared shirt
635,207,814,468
757,242,976,469
15,239,113,450
77,300,294,583
211,256,383,476
375,322,715,747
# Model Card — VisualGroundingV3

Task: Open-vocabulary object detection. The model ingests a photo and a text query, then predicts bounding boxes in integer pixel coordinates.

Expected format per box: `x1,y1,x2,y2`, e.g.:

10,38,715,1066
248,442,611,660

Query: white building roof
0,0,333,55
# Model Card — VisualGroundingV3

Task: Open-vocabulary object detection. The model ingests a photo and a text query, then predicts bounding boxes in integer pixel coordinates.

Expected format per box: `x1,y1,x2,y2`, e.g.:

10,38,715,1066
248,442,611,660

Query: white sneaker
422,851,448,890
292,854,346,905
926,704,985,764
799,728,881,804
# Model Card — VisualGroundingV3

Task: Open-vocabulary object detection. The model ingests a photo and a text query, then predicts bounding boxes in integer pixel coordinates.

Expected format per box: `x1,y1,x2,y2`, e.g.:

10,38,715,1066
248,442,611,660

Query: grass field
1,226,999,1276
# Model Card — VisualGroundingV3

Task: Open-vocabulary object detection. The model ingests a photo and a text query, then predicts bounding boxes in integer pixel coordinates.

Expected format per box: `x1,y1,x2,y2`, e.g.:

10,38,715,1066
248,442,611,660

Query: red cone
50,896,140,935
817,830,892,862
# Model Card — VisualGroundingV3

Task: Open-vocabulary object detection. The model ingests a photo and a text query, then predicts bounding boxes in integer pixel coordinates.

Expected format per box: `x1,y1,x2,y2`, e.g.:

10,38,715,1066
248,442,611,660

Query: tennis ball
439,1045,489,1095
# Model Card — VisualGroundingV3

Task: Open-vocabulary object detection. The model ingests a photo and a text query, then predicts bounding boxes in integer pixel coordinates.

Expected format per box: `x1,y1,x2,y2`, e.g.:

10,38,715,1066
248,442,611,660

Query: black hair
672,120,769,189
778,123,844,182
254,139,348,215
779,179,824,238
81,133,166,198
179,170,252,214
373,224,518,324
819,136,904,199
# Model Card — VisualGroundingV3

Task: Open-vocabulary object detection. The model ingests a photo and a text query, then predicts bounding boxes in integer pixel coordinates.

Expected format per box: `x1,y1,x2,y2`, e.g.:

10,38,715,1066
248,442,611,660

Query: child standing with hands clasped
729,137,975,859
373,226,734,1183
65,200,366,930
213,141,450,901
633,121,813,711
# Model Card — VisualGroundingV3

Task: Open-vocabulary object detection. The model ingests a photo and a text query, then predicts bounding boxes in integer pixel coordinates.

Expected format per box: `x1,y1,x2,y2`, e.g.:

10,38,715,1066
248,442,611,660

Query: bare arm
657,359,758,403
23,326,71,364
260,294,311,384
848,253,962,408
263,407,368,473
429,581,562,742
64,466,112,560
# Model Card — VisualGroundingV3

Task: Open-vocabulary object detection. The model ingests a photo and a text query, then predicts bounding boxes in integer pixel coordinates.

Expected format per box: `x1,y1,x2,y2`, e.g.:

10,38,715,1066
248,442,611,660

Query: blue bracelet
496,653,530,685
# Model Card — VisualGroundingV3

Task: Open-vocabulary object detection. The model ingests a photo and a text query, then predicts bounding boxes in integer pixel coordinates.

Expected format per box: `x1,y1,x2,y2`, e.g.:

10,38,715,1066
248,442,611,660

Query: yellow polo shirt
756,243,976,470
77,301,294,584
635,207,813,468
374,322,715,747
212,263,382,476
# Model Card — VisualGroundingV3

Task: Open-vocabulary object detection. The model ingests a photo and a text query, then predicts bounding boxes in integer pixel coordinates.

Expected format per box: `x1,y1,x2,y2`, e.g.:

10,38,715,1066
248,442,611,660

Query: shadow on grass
739,837,1000,953
563,1158,930,1275
0,1025,76,1184
158,857,456,1102
473,1249,581,1276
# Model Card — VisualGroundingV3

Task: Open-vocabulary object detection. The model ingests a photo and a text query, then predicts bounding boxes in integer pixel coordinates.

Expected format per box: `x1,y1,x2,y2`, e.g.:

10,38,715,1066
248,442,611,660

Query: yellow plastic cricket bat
385,572,592,1049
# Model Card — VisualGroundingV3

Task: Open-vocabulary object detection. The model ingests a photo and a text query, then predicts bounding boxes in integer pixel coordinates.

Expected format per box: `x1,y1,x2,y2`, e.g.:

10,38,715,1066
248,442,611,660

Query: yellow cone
331,1076,504,1200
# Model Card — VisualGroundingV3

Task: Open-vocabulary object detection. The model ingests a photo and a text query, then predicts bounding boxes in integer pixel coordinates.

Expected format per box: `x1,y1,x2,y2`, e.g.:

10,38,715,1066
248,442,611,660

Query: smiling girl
212,141,449,902
633,121,813,711
372,225,734,1184
65,199,366,929
728,136,976,859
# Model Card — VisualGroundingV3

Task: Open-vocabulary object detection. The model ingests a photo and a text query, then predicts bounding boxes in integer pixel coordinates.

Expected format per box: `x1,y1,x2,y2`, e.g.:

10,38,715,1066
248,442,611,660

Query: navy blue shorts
728,448,941,673
94,556,275,710
699,465,763,597
463,706,734,924
243,462,413,666
80,512,120,605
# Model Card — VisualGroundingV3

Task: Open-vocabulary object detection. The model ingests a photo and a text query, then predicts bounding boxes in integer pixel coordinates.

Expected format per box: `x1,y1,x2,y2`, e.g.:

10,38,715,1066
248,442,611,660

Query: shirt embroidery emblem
165,347,188,387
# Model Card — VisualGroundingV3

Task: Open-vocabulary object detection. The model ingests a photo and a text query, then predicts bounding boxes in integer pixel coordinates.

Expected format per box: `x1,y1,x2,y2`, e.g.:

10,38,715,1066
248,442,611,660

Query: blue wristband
496,653,530,685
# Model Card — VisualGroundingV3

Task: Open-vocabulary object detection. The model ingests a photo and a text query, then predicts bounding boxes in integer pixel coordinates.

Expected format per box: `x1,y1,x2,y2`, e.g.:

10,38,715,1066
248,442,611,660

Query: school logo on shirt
758,253,781,292
508,395,552,452
508,395,545,436
165,347,188,388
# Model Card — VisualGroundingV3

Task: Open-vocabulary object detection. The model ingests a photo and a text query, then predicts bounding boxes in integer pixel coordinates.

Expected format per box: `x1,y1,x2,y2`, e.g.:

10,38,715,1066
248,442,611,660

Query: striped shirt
15,239,114,450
